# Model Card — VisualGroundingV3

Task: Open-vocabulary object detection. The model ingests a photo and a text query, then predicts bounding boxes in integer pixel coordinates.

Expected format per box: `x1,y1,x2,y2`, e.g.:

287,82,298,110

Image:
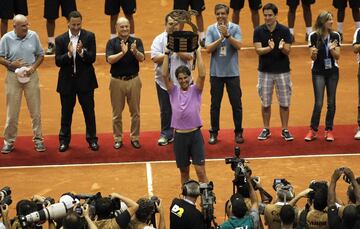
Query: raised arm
343,167,360,205
110,193,139,217
328,168,343,207
195,48,206,91
161,48,173,91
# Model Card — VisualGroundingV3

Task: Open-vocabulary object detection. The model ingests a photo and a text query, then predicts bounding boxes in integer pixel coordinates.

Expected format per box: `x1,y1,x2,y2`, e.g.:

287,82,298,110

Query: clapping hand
329,40,338,50
310,47,318,60
76,40,83,55
120,40,128,54
218,22,229,39
268,38,275,49
278,39,285,49
130,40,137,55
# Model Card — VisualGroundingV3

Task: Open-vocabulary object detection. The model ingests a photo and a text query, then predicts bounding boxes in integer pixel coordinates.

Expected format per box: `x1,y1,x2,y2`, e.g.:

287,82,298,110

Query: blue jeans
210,76,243,134
310,71,339,131
156,83,173,139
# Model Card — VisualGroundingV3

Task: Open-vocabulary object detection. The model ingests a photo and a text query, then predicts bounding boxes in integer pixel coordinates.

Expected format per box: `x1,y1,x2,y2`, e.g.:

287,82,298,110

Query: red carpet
1,125,359,167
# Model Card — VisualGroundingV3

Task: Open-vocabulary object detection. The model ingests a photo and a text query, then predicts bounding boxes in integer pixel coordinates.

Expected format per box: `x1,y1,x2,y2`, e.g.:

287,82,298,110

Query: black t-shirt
328,205,360,229
105,36,145,77
309,31,341,74
170,198,205,229
253,23,291,73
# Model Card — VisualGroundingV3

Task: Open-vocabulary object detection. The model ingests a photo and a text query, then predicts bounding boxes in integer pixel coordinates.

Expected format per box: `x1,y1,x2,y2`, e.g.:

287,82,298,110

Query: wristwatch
224,34,230,39
164,51,170,55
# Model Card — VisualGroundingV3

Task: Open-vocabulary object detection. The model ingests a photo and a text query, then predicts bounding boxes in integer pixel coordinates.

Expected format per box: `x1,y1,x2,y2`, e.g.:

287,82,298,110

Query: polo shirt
105,36,145,77
253,22,291,73
0,30,44,71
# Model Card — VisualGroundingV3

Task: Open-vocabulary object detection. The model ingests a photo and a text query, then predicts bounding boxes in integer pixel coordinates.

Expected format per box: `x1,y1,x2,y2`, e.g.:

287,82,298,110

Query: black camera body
225,147,253,195
272,178,290,191
199,181,217,228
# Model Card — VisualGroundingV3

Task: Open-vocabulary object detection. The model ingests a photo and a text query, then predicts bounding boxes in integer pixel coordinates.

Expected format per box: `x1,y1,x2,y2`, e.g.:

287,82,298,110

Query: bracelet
224,34,230,39
164,51,170,55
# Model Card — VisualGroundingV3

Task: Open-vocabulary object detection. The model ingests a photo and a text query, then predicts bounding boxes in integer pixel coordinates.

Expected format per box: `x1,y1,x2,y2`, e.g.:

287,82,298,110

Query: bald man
0,14,45,154
105,17,145,149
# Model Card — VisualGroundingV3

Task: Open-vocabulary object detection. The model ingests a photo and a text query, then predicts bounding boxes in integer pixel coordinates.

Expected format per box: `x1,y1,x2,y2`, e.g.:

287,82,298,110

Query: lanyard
323,35,330,58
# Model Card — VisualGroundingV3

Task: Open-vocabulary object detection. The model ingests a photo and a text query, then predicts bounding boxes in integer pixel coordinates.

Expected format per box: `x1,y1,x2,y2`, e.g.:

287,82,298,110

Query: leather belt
112,74,138,81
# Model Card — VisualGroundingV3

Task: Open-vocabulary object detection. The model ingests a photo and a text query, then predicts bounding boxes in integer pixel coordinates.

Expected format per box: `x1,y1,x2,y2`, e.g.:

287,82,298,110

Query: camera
33,197,55,211
272,178,290,191
0,187,11,200
199,182,218,228
150,196,160,213
18,194,79,228
225,147,252,194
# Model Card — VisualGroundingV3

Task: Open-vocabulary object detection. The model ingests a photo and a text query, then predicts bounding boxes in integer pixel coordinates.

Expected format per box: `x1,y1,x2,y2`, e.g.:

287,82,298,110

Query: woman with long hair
304,11,341,142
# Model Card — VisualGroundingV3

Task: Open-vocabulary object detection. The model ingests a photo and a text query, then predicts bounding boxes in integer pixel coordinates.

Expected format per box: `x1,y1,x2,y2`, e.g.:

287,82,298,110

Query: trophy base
167,31,199,53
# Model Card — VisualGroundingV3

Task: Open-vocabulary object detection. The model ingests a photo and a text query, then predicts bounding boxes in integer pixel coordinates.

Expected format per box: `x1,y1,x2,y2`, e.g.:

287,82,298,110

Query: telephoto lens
0,187,11,200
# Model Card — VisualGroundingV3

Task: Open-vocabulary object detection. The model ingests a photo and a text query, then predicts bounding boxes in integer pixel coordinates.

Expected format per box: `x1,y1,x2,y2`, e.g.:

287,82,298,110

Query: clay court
1,0,360,226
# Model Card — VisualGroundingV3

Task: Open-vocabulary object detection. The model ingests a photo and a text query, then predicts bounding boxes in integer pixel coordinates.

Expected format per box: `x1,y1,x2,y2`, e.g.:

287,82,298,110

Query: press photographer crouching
289,180,328,228
220,172,259,229
12,194,62,229
327,167,360,229
94,193,138,229
62,204,97,229
128,196,165,229
170,180,206,229
262,178,297,229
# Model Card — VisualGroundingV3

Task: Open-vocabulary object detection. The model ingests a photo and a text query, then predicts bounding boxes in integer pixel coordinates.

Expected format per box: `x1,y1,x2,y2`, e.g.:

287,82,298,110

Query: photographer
170,180,205,229
220,172,259,229
279,205,295,229
327,167,360,229
290,181,328,229
129,197,165,229
62,204,97,229
262,179,297,229
11,198,56,229
94,193,138,229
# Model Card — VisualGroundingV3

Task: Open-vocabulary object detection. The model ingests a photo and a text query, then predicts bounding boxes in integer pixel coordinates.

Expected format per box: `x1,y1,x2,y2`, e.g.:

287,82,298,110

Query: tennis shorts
333,0,359,9
173,0,205,13
44,0,77,20
287,0,316,8
0,0,28,19
230,0,262,11
105,0,136,15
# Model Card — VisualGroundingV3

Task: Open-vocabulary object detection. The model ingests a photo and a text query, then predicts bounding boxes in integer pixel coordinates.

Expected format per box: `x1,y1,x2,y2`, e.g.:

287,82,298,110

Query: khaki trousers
4,71,43,145
109,76,141,142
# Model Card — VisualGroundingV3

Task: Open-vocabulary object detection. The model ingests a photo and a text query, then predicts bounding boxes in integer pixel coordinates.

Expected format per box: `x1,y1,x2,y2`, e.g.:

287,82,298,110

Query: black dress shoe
208,133,218,145
59,143,69,152
235,133,244,144
89,142,99,151
131,140,141,149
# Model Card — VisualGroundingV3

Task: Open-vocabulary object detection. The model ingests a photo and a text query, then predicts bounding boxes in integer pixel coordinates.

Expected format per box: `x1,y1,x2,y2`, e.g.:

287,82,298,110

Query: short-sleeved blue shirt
205,22,242,77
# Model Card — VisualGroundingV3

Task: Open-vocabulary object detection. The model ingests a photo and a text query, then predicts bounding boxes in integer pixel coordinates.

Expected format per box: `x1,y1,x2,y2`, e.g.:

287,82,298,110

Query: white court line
146,162,154,196
0,152,359,170
43,43,353,57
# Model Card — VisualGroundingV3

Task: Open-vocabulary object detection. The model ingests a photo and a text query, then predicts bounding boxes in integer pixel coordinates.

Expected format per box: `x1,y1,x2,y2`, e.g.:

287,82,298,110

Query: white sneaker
354,128,360,140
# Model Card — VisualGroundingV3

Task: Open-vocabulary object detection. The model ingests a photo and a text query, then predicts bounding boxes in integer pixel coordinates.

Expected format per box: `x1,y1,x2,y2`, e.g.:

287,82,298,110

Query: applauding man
55,11,99,152
106,17,145,149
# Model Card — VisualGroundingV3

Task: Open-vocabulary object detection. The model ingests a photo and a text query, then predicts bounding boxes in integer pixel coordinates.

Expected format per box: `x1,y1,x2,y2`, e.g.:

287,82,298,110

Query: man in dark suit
55,10,99,152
